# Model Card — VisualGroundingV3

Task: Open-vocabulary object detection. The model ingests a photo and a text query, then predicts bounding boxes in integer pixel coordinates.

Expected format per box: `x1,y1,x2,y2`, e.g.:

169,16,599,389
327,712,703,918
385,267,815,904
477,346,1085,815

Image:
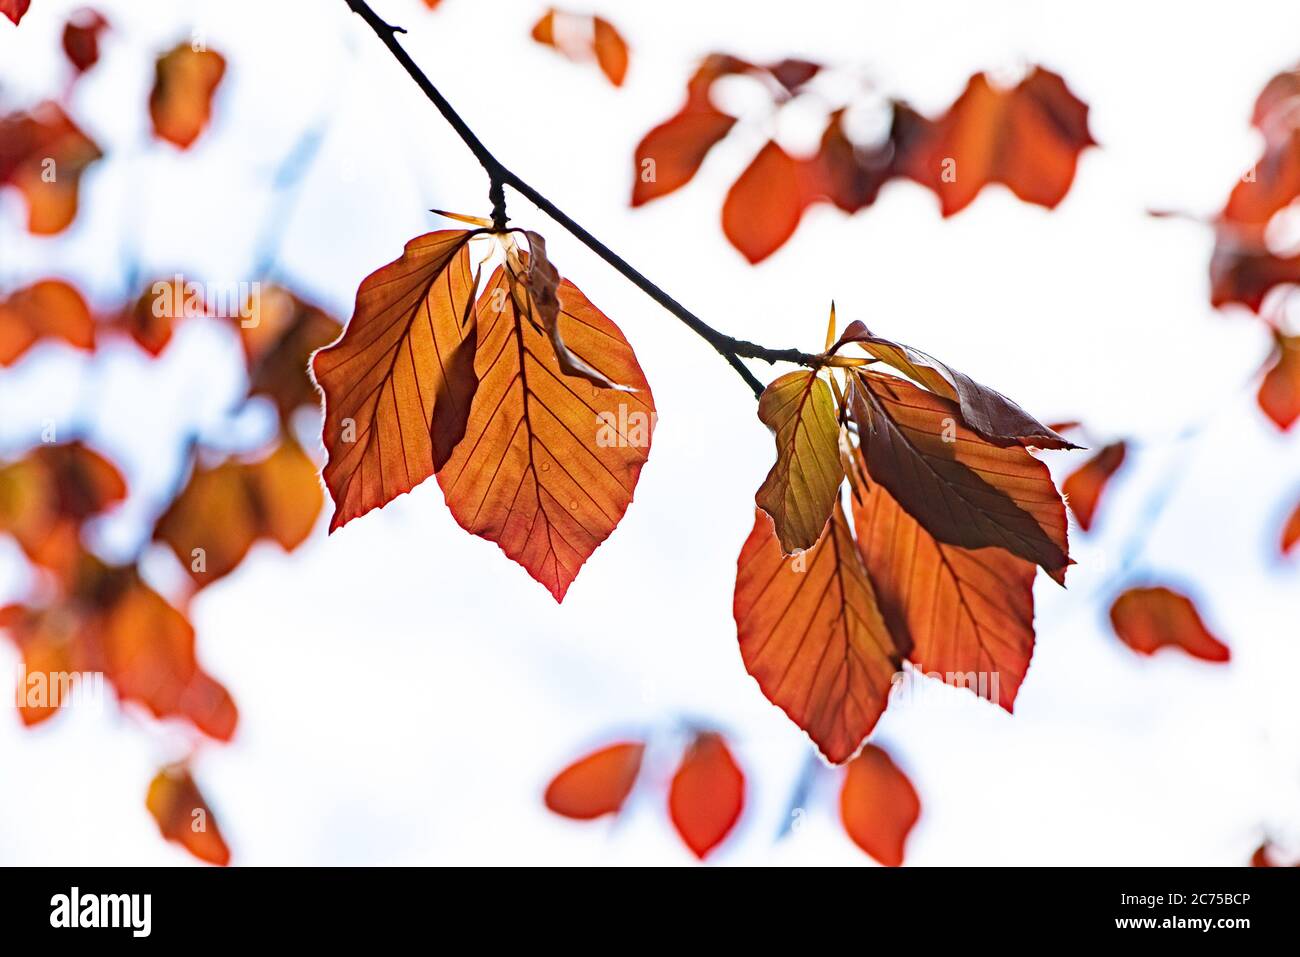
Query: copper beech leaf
1109,587,1230,663
851,473,1037,713
722,140,815,264
1062,441,1127,531
1,1,31,26
1,554,237,738
1258,333,1300,431
0,441,126,579
839,744,921,867
734,506,901,764
146,765,231,866
830,320,1077,450
906,67,1095,216
149,43,226,149
544,741,645,820
240,287,341,423
436,259,655,602
1282,497,1300,556
755,370,843,553
0,279,94,366
62,9,108,74
848,370,1071,582
668,732,744,859
312,229,480,531
154,437,323,589
0,102,102,234
530,9,629,87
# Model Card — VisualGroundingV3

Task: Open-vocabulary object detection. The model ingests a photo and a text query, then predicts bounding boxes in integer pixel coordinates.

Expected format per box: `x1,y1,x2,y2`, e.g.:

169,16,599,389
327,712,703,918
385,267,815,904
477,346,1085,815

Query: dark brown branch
343,0,821,398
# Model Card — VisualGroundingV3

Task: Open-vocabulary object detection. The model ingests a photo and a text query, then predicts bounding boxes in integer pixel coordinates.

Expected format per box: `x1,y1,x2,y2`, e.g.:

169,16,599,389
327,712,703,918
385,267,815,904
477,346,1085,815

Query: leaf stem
342,0,820,398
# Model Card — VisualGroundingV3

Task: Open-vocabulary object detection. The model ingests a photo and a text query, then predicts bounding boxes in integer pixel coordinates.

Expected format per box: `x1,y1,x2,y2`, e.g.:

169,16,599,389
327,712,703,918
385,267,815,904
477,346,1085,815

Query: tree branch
342,0,821,398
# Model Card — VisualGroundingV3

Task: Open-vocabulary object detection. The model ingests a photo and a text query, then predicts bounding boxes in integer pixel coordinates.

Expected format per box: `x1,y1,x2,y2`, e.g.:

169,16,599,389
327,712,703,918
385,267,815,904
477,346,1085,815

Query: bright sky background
3,0,1300,865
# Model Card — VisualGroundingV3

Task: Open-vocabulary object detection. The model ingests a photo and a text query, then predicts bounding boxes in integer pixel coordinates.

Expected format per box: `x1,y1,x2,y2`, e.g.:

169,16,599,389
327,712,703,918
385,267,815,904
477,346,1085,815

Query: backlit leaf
146,765,231,866
848,370,1071,582
1109,586,1230,663
668,732,744,859
831,320,1077,449
436,259,655,601
0,279,94,365
62,9,108,74
0,102,102,234
149,43,226,149
1281,497,1300,556
734,506,901,764
530,9,629,87
313,229,480,531
722,140,813,264
1,0,30,26
755,370,843,553
851,473,1036,712
1209,238,1300,312
839,744,920,867
0,441,126,579
240,286,341,422
154,436,323,589
1062,441,1127,531
1258,333,1300,430
904,67,1094,217
544,741,645,819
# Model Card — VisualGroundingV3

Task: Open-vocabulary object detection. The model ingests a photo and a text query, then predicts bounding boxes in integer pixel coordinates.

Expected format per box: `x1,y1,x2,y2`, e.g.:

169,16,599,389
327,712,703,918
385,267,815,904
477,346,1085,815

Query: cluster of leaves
543,731,919,864
0,13,332,865
631,57,1095,262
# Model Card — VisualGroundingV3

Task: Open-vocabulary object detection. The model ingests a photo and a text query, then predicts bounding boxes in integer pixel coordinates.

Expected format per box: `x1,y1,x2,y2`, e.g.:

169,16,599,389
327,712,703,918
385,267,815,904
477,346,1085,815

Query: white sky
2,0,1300,865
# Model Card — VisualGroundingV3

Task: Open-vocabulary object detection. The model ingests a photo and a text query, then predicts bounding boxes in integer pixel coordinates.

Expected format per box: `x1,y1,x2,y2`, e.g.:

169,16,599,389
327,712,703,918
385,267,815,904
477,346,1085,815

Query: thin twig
342,0,821,398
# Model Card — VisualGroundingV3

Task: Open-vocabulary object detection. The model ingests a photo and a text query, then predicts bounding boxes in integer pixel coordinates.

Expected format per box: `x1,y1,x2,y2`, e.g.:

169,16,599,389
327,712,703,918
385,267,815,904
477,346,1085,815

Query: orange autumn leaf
722,140,816,264
0,441,126,578
530,9,629,87
544,741,645,819
0,279,94,366
1,0,30,26
240,286,341,422
905,67,1094,217
149,43,226,149
734,506,901,764
62,9,109,74
154,436,323,589
0,601,86,727
851,474,1037,713
755,370,843,553
1281,497,1300,556
436,254,655,602
668,732,744,859
0,102,103,234
1,553,237,738
1257,333,1300,430
830,320,1077,450
839,744,921,867
1109,586,1230,663
631,55,745,206
146,765,231,866
848,369,1071,582
1209,241,1300,312
1062,440,1127,531
804,109,895,215
313,229,480,531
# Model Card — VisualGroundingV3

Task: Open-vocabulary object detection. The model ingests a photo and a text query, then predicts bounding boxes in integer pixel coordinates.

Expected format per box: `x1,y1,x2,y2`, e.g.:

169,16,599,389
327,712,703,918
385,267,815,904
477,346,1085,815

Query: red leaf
0,102,102,234
1109,586,1230,663
1258,333,1300,430
668,732,744,859
146,765,231,866
852,473,1037,712
1,1,31,26
544,741,645,819
0,279,94,365
734,506,901,764
839,744,920,866
1062,441,1127,531
723,140,816,263
907,67,1094,217
62,9,108,74
1282,497,1300,556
